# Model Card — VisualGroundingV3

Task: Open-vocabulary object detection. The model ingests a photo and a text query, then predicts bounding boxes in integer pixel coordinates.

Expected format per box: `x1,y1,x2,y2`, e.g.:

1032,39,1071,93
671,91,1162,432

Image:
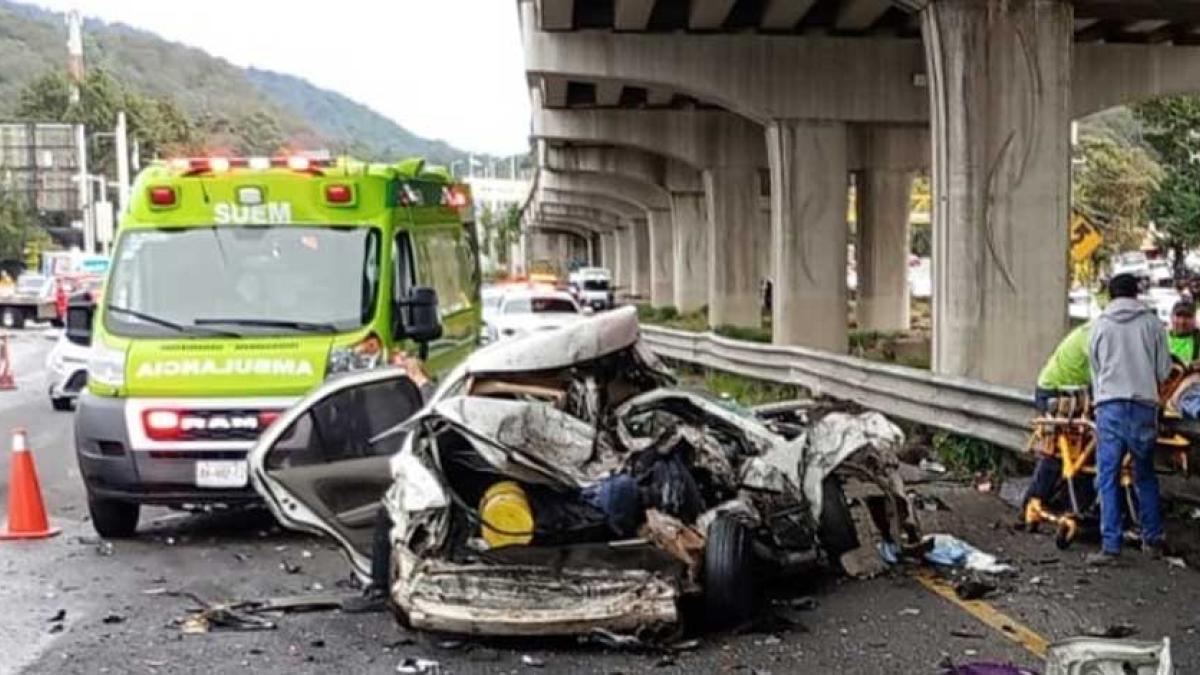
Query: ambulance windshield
105,226,380,337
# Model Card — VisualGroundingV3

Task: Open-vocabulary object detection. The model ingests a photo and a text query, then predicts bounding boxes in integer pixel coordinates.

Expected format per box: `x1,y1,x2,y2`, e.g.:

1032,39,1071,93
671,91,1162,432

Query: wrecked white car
249,306,919,637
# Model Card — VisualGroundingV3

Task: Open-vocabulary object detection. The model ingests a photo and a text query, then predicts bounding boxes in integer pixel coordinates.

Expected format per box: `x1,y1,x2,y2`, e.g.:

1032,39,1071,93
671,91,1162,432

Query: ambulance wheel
88,494,139,539
703,515,757,629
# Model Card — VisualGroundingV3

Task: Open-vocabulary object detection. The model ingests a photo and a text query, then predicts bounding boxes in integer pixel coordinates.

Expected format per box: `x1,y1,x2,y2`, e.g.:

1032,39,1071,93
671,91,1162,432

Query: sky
30,0,532,155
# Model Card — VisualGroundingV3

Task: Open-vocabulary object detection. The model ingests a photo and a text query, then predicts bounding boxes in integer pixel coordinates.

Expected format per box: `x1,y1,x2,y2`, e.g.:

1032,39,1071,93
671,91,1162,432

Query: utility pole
115,111,130,218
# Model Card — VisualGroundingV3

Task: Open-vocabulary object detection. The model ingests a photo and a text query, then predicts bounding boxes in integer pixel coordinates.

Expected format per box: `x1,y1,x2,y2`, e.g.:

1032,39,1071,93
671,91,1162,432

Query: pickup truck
0,274,57,329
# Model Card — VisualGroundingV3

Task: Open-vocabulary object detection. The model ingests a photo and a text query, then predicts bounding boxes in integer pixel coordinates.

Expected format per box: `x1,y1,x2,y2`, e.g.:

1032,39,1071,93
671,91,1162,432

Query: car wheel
50,396,72,412
87,494,139,538
702,515,757,629
817,477,859,559
1,307,23,329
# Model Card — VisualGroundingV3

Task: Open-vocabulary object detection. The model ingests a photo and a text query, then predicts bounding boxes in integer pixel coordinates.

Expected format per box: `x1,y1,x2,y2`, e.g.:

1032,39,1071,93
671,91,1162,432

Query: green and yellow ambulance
72,155,481,537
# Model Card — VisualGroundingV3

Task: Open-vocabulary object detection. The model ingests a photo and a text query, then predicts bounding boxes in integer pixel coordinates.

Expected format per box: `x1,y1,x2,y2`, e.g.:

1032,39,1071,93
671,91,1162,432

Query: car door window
267,376,421,470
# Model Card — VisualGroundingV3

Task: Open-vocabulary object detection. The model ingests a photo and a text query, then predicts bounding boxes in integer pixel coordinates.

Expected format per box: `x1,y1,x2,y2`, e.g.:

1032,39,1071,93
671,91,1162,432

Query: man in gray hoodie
1087,273,1171,565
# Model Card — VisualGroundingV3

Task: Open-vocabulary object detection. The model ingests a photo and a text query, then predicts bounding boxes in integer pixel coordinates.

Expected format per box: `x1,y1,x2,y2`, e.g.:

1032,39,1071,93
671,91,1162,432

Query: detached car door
248,368,424,575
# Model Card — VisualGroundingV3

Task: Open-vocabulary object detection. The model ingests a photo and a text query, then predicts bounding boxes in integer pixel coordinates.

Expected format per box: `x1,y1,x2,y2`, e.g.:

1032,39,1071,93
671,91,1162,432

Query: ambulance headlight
89,342,127,388
326,335,384,377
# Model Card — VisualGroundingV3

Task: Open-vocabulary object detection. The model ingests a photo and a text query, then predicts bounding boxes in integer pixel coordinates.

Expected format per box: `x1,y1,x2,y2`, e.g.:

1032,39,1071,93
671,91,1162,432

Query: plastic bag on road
923,534,1014,574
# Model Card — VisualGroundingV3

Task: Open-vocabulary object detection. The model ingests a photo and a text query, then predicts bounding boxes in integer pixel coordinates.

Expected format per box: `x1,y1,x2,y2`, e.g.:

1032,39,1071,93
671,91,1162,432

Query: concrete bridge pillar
647,209,675,309
631,218,651,300
856,168,914,332
669,191,708,313
922,0,1071,386
705,167,765,328
613,228,631,295
765,120,849,352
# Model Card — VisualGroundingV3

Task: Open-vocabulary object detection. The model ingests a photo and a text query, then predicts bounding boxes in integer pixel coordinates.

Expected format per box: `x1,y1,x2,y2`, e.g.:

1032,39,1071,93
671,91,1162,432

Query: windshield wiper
193,318,339,334
107,305,240,337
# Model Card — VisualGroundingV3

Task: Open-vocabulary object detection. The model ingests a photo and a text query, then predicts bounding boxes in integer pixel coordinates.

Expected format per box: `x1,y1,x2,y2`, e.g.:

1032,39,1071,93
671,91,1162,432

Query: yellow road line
914,571,1050,658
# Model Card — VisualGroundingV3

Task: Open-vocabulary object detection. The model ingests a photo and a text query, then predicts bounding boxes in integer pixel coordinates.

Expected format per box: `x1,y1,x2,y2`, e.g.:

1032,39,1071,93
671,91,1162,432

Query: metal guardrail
640,326,1036,452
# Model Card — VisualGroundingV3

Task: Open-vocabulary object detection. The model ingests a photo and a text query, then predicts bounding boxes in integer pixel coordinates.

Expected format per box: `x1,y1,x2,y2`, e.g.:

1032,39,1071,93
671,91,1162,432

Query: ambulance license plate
195,460,248,488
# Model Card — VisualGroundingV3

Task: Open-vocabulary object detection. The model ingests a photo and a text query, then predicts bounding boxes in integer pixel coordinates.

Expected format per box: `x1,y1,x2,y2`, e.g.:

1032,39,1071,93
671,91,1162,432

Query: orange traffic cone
0,335,15,391
0,429,59,540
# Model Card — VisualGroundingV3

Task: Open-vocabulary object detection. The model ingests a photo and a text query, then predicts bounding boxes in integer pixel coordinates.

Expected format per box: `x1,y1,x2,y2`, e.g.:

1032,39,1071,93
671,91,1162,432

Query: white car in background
45,330,90,411
568,267,614,310
485,289,586,343
1144,286,1181,325
481,285,504,326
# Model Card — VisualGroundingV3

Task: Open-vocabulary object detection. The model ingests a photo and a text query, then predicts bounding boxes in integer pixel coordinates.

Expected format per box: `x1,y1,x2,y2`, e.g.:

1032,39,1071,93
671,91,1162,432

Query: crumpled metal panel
801,411,905,522
466,305,641,374
1044,637,1172,675
394,553,679,637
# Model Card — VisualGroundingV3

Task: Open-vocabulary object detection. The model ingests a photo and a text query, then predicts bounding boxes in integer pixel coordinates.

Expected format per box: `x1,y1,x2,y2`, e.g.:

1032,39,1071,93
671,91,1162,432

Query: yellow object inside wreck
480,480,535,548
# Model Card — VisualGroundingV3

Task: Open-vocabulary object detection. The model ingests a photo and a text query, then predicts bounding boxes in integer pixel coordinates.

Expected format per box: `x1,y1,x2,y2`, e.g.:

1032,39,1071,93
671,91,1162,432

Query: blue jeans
1094,401,1164,553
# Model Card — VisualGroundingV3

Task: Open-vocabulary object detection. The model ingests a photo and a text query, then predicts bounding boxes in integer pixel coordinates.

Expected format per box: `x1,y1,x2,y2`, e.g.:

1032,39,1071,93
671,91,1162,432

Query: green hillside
0,0,468,163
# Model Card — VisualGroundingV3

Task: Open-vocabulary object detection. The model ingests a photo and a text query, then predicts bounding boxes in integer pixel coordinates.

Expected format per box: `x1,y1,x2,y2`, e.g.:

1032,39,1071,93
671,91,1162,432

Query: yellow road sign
1070,214,1102,261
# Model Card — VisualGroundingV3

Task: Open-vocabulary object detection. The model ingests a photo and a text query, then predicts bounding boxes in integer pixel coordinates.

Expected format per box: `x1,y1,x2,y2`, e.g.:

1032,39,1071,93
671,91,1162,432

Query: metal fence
640,325,1036,452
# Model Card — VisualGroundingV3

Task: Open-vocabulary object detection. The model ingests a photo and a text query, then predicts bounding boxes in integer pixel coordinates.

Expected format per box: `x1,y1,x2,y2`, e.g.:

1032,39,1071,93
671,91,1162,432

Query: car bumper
74,392,292,505
395,555,680,636
48,364,87,400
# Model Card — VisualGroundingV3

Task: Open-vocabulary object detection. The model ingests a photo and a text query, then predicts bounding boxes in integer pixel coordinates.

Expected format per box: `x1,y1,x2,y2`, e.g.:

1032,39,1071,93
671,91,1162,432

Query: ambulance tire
88,494,139,538
703,515,757,629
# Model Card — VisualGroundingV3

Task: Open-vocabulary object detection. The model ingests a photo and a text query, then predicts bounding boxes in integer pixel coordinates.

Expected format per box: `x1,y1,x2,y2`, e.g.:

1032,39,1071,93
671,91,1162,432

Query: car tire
1,307,24,330
702,515,757,629
88,494,139,538
50,396,72,412
817,477,859,559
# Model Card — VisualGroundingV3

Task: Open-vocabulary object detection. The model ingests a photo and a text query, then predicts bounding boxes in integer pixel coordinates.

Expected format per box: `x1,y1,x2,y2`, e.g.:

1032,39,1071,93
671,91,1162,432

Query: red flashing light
441,187,468,208
258,411,282,429
142,409,182,441
325,184,353,204
148,186,177,206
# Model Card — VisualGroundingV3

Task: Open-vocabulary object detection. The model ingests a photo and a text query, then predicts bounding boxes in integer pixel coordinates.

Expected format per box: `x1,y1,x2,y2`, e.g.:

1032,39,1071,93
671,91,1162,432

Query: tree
14,69,195,176
0,189,40,271
1072,133,1161,267
1133,96,1200,277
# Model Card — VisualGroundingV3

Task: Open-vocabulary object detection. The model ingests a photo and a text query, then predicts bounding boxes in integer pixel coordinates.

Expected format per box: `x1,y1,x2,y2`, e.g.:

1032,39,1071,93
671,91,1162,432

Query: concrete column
630,218,651,300
765,120,850,351
669,192,708,313
705,167,763,328
922,0,1071,386
856,169,914,332
613,228,631,294
647,209,675,309
599,232,613,270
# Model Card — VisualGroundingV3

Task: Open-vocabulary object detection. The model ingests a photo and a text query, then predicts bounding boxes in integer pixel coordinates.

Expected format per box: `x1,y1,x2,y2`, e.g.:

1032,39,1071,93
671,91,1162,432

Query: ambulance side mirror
395,287,442,356
65,295,95,347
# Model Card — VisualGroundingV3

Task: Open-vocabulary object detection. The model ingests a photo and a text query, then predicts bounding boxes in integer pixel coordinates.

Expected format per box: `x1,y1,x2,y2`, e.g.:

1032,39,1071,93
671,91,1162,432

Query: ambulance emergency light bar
165,156,335,175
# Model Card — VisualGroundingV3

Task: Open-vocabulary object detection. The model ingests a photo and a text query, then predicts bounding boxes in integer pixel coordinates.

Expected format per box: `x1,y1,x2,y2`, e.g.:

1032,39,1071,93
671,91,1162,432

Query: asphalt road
0,330,1196,674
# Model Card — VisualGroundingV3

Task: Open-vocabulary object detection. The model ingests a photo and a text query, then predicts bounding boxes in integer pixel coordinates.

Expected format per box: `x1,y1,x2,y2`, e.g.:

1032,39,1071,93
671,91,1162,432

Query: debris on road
47,609,65,623
101,613,125,624
279,558,301,574
396,657,442,674
1044,637,1172,675
923,534,1014,575
940,664,1039,675
520,654,545,668
954,578,998,601
1084,623,1138,639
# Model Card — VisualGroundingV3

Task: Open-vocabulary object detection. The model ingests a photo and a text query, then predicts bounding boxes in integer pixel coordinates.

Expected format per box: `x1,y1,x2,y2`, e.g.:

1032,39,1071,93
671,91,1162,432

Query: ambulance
71,155,481,537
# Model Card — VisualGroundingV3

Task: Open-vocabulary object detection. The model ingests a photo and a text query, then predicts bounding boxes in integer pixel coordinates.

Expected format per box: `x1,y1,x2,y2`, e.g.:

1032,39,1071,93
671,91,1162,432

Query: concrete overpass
518,0,1200,387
